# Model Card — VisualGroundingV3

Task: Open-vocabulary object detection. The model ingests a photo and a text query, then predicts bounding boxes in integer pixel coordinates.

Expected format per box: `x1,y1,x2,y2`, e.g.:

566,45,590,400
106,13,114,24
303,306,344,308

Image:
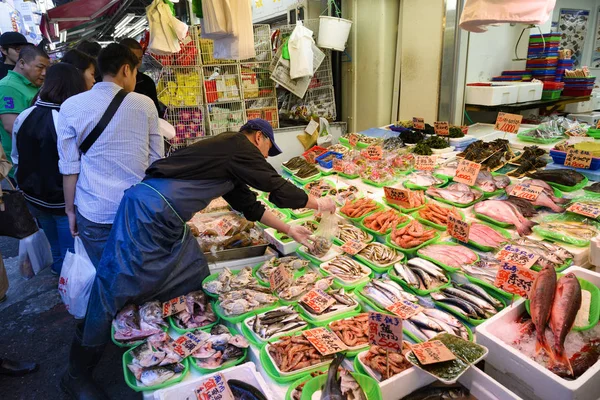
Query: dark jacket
0,61,14,80
135,71,161,115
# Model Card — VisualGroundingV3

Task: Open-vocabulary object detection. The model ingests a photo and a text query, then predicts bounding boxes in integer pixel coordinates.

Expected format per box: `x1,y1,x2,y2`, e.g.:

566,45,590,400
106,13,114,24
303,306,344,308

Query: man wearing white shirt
57,43,163,268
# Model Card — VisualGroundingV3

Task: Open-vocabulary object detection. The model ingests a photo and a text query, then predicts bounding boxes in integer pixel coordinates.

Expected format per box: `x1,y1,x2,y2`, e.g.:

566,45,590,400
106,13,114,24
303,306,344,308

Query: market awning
47,0,121,32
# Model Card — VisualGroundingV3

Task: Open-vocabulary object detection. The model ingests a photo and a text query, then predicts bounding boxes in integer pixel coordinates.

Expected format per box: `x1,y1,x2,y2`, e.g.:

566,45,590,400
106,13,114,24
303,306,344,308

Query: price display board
368,312,403,352
195,373,234,400
567,202,600,219
565,125,588,137
447,215,469,243
349,133,360,147
366,145,383,160
170,332,206,358
415,155,436,171
413,117,425,130
386,299,423,319
434,121,449,136
565,148,593,169
410,340,456,365
453,159,481,186
301,289,336,314
509,184,544,201
495,112,523,133
494,262,538,298
384,186,411,207
270,264,292,292
495,244,539,269
162,295,187,317
303,327,348,356
340,240,368,255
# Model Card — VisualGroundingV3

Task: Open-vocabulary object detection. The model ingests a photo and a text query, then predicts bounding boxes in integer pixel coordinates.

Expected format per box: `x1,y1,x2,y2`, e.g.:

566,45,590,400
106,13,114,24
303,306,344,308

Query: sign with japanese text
195,373,234,400
162,295,187,317
270,264,292,292
453,159,481,186
215,218,235,236
384,186,411,207
366,145,383,160
305,119,319,135
170,332,205,358
310,186,324,198
368,312,403,352
447,215,469,243
565,125,588,137
303,327,348,356
434,121,449,136
349,133,360,147
509,184,544,202
494,262,538,298
565,148,593,169
410,340,456,365
413,117,425,130
567,202,600,219
301,289,336,314
340,240,368,255
415,155,437,171
386,299,423,320
495,112,523,134
495,244,540,269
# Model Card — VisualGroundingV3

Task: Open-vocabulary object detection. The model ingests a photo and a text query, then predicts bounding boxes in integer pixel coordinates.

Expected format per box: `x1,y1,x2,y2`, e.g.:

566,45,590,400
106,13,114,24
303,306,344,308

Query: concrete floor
0,237,141,400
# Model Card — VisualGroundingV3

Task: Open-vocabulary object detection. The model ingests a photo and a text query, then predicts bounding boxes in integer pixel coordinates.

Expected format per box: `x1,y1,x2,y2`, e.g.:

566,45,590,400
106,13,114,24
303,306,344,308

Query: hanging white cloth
200,0,234,39
460,0,556,33
211,0,255,60
288,20,315,79
147,0,189,55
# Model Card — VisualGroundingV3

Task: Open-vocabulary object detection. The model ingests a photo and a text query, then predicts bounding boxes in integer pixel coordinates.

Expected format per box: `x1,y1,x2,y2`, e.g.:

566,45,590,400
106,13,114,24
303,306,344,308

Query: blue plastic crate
316,151,343,169
549,149,600,170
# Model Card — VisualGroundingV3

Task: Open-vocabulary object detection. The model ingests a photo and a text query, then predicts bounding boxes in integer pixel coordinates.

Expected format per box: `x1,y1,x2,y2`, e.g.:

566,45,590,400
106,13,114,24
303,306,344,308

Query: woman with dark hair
11,63,88,275
62,49,96,90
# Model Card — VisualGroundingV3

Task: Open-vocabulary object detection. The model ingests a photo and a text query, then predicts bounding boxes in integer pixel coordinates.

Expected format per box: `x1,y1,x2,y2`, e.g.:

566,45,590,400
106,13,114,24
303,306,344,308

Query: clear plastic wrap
309,211,338,257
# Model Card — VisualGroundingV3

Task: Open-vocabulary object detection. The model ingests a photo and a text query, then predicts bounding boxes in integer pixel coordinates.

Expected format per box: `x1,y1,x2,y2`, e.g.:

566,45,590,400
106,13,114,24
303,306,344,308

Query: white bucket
317,16,352,51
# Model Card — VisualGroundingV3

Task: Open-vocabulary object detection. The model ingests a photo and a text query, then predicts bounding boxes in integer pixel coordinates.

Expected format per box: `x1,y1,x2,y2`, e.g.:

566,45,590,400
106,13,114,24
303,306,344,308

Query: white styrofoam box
476,266,600,400
567,112,600,126
207,247,276,274
565,100,595,114
264,227,300,255
465,83,519,106
495,81,543,103
460,366,523,400
149,362,274,400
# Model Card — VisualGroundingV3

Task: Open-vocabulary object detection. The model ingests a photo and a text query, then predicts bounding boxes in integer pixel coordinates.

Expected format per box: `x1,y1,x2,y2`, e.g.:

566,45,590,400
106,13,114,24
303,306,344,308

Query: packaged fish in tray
319,255,372,288
298,288,361,324
328,313,370,355
354,344,413,382
241,306,309,345
416,242,479,273
389,258,452,296
354,242,405,273
334,223,374,246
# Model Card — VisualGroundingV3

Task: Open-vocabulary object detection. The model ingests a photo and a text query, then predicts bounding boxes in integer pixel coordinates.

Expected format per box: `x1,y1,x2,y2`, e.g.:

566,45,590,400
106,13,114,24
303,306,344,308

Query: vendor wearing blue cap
61,118,336,399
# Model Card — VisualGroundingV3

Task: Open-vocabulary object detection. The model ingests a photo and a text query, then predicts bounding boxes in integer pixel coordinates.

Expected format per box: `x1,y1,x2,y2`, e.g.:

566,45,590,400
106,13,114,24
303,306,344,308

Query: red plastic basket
302,146,327,163
562,88,593,97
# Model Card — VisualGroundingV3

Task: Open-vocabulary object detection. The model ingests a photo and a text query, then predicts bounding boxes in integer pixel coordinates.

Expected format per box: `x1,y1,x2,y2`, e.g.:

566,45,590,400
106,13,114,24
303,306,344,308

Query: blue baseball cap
240,119,282,157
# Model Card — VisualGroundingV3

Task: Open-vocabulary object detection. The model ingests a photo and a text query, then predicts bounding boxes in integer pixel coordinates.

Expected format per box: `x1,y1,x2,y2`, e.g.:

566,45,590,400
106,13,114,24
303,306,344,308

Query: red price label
270,264,292,292
301,289,336,314
565,148,593,169
415,155,436,171
349,133,360,147
495,112,523,134
384,186,411,207
368,312,403,352
413,117,425,130
195,373,235,400
434,121,449,136
494,262,538,298
340,240,367,255
453,159,481,186
215,218,235,236
567,202,600,219
495,244,539,269
162,295,187,317
386,299,423,319
447,215,469,243
410,340,456,365
366,145,383,160
509,184,544,201
169,332,205,358
303,327,348,356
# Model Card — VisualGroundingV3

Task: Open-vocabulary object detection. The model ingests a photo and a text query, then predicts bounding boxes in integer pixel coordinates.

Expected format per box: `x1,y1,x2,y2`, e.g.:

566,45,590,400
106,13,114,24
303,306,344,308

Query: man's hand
66,209,78,237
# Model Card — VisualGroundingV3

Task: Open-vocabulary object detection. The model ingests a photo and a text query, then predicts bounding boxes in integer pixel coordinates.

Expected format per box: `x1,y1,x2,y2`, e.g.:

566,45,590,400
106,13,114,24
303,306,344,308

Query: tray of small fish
242,306,309,346
123,332,189,391
298,288,361,324
403,171,449,191
532,214,600,247
417,242,479,273
168,290,219,334
297,244,344,265
334,223,374,246
460,254,512,298
354,345,413,382
253,256,310,287
355,278,419,313
112,302,169,348
275,270,333,304
426,183,484,208
404,308,472,343
189,324,250,373
320,256,373,289
328,313,370,356
354,242,405,273
389,259,451,296
508,237,574,273
340,198,384,222
459,221,512,252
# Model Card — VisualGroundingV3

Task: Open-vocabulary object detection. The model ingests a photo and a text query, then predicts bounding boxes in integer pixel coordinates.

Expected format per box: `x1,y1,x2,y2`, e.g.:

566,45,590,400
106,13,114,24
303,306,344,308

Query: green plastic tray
252,261,307,288
473,211,514,228
416,241,479,273
338,171,360,179
301,372,382,400
411,209,465,231
479,188,505,199
583,189,600,198
239,309,310,347
531,257,573,273
532,225,591,247
319,261,373,291
296,247,340,267
587,128,600,139
517,128,564,144
388,267,451,296
385,231,440,256
326,315,371,357
111,324,168,348
427,190,484,208
359,213,410,237
547,176,589,193
282,165,299,176
288,208,315,219
403,174,449,191
190,325,248,373
462,274,511,299
293,172,323,185
433,289,507,326
259,338,332,383
340,200,384,222
303,179,337,197
298,301,362,328
361,178,397,188
202,270,232,299
286,376,315,400
168,313,219,335
353,244,404,274
384,197,428,214
460,221,512,252
339,136,351,147
525,276,600,331
213,300,281,324
122,347,190,392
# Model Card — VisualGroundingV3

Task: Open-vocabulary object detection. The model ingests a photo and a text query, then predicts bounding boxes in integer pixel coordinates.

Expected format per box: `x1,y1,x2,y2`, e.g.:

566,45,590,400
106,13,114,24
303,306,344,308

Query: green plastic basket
252,261,307,288
168,312,220,335
531,257,573,273
213,300,281,324
288,208,315,219
319,259,373,290
111,324,168,348
301,372,382,400
361,178,397,188
359,213,411,237
517,128,565,144
190,325,248,373
587,128,600,139
403,174,449,191
541,89,562,100
298,301,362,328
292,172,323,185
239,309,310,347
286,375,314,400
338,171,360,179
547,176,589,193
353,243,404,274
433,289,507,326
583,188,600,198
416,241,479,273
427,190,484,208
340,200,384,222
459,221,512,252
532,225,590,247
411,209,465,231
259,338,332,383
384,197,428,214
473,211,514,228
388,267,451,296
282,165,299,176
339,136,351,147
385,231,440,256
122,347,190,392
479,188,505,199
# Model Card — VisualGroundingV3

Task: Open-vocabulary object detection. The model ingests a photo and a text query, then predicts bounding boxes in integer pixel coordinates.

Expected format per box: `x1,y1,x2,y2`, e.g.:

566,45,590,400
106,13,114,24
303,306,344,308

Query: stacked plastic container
492,70,532,82
556,58,573,82
526,33,561,90
563,76,595,97
541,81,564,100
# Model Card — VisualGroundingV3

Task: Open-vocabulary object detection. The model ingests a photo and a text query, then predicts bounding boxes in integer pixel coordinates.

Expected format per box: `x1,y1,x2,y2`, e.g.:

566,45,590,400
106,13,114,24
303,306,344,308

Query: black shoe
0,358,39,376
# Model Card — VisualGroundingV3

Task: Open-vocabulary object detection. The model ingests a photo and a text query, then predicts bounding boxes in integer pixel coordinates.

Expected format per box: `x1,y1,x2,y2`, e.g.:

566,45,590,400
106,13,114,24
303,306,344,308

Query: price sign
303,327,348,356
567,202,600,219
413,117,425,130
162,295,187,317
215,218,235,236
565,125,588,137
410,340,456,365
340,240,367,255
447,215,470,243
384,186,411,207
453,159,481,186
195,373,235,400
565,148,593,169
495,244,539,269
349,133,360,147
170,332,205,358
495,112,523,134
415,155,437,171
310,186,324,198
301,289,336,314
434,121,449,136
386,299,423,319
509,184,544,201
494,262,538,298
270,264,292,292
366,145,383,160
368,312,403,352
305,119,319,135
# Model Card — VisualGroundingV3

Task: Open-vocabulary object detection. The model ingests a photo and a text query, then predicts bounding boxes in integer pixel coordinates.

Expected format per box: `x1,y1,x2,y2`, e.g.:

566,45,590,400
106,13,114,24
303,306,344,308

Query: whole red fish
529,265,556,357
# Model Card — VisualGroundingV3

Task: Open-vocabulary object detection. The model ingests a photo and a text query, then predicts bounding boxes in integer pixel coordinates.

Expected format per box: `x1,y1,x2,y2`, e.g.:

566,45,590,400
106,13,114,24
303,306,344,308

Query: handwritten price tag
349,133,360,147
495,112,523,134
413,117,425,130
453,159,481,186
162,295,187,317
565,148,593,169
567,202,600,219
386,299,423,319
301,289,336,314
509,184,544,201
303,327,348,356
169,332,205,358
384,186,410,207
494,262,538,298
366,145,383,160
495,244,539,269
215,218,235,236
447,215,469,243
415,155,437,171
368,312,403,352
310,185,324,198
270,264,292,292
565,125,588,137
195,373,235,400
410,340,456,365
434,121,449,136
340,240,367,255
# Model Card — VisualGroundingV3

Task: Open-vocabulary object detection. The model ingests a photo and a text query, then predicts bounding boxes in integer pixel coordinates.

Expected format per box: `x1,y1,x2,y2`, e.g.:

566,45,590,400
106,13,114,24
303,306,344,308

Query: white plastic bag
288,20,315,79
147,0,188,55
58,237,96,319
18,230,53,279
316,117,332,147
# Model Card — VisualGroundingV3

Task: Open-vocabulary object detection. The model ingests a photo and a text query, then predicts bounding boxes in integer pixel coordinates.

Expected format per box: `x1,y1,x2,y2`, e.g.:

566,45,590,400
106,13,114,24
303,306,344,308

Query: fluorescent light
128,26,147,38
59,30,67,43
113,17,147,38
114,13,135,32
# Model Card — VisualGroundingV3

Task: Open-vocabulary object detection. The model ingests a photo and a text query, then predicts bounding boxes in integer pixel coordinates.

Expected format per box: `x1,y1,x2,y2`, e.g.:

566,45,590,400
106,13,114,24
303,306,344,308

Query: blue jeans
76,210,112,269
27,206,74,274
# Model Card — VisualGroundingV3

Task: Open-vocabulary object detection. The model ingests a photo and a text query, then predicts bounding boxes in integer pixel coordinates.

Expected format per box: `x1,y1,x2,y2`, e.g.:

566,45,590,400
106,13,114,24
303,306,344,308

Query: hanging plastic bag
212,0,255,60
18,230,53,280
317,117,332,147
309,212,338,257
147,0,188,55
288,20,315,79
58,237,96,319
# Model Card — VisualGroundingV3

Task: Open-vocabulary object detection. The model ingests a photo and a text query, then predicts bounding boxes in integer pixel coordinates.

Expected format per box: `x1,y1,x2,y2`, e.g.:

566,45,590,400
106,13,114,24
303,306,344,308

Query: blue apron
82,178,235,346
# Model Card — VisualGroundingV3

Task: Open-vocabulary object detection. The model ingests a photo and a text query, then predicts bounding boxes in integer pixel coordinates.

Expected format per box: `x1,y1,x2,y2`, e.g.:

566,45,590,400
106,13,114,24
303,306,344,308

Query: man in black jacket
120,38,161,115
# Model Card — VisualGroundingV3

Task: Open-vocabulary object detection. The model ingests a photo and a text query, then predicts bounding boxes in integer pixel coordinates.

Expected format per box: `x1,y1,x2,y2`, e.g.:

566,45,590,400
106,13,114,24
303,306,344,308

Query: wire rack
241,24,273,63
240,62,276,99
245,97,279,129
202,64,242,104
157,66,204,107
165,106,205,148
206,101,246,135
199,38,237,66
279,85,336,122
150,25,201,67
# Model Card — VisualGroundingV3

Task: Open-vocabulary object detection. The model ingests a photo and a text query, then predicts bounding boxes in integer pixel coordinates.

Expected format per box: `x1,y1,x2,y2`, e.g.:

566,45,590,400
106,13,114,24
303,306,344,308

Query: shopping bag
288,20,315,79
58,237,96,319
0,190,38,239
200,0,234,39
18,230,52,279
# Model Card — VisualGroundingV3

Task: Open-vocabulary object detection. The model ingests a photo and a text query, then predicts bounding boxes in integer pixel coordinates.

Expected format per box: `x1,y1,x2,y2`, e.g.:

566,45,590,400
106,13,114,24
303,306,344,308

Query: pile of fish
337,223,372,243
246,306,307,340
468,222,509,249
194,213,266,253
475,170,510,193
403,308,470,342
191,324,250,369
417,203,461,226
506,179,568,212
299,288,357,316
461,253,502,285
357,242,402,266
340,198,380,219
171,290,217,330
330,313,369,348
277,272,333,301
383,136,406,151
360,278,418,308
426,183,483,205
255,256,309,283
509,237,573,270
393,258,449,291
363,209,408,234
474,200,536,236
537,218,599,242
390,220,437,249
321,256,370,283
417,243,478,269
360,345,412,380
113,302,167,344
127,332,184,387
508,145,547,178
320,354,367,400
283,157,319,179
406,171,444,187
527,168,586,188
458,139,514,171
431,282,504,321
268,335,334,373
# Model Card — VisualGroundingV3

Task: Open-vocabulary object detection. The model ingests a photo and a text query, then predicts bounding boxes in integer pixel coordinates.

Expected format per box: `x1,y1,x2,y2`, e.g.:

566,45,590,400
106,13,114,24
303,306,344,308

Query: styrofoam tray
264,228,300,255
320,257,371,285
243,306,308,343
357,350,425,384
